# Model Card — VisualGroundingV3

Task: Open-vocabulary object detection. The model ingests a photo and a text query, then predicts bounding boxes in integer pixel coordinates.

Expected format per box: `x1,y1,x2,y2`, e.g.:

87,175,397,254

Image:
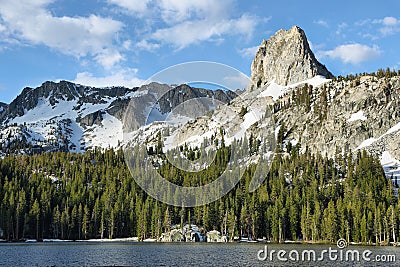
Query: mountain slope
0,81,236,156
128,26,400,185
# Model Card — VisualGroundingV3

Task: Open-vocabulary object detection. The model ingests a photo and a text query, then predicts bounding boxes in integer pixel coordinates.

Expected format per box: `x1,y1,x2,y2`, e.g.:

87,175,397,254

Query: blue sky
0,0,399,103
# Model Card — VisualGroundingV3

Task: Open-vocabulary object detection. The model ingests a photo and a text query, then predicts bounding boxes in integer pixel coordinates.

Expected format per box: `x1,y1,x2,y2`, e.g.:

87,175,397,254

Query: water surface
0,242,399,266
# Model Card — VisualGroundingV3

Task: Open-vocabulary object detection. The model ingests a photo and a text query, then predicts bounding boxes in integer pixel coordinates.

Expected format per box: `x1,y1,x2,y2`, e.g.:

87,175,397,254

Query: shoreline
1,238,398,247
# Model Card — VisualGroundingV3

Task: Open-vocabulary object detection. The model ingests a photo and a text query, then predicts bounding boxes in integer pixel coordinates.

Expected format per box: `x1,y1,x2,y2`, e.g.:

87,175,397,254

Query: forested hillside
0,144,397,244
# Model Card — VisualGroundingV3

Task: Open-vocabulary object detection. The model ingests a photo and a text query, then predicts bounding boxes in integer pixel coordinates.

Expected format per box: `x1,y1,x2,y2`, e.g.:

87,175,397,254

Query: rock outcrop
250,26,333,88
159,224,205,242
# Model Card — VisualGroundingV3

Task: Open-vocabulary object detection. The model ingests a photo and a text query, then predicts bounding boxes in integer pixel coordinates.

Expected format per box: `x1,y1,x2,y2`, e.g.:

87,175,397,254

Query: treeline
0,145,398,244
334,67,400,82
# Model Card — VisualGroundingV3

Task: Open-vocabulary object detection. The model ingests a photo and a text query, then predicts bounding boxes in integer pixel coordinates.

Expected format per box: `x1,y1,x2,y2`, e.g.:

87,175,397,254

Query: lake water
0,242,399,266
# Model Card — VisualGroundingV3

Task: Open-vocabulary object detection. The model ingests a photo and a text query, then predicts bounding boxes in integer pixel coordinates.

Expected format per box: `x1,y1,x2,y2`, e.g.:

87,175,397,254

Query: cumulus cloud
108,0,260,49
318,43,382,64
151,14,259,49
73,68,144,88
0,0,126,69
382,16,399,26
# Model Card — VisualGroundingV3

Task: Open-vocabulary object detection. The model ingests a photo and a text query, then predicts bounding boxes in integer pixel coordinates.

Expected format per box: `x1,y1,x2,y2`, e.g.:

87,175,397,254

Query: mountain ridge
0,81,235,156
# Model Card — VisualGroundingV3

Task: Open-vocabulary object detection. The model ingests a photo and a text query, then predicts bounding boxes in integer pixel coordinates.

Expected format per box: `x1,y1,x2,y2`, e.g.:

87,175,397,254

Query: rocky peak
250,25,333,88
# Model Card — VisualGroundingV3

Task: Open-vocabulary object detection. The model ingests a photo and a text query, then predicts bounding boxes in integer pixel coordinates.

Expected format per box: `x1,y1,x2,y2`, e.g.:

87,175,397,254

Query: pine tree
30,199,40,240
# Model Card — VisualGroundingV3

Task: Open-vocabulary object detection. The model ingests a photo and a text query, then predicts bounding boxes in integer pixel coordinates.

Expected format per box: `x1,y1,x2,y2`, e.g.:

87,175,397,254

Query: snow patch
356,138,377,150
381,151,400,182
258,76,330,101
356,122,400,150
288,75,331,88
79,102,112,118
84,113,123,149
258,81,286,100
348,111,367,122
381,151,399,166
11,97,78,124
386,122,400,135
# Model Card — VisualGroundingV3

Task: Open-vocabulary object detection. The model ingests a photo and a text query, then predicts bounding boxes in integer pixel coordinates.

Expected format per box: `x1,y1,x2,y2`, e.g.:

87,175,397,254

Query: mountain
1,25,399,184
124,26,400,184
248,27,400,182
0,81,236,156
1,25,399,245
250,26,333,87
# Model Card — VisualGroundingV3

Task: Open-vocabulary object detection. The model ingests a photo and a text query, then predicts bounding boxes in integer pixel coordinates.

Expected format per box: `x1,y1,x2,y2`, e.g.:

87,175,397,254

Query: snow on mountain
10,97,78,124
83,113,123,149
356,122,400,150
348,111,367,122
258,81,285,100
0,82,135,155
356,138,377,150
258,75,330,100
0,81,236,156
381,151,400,183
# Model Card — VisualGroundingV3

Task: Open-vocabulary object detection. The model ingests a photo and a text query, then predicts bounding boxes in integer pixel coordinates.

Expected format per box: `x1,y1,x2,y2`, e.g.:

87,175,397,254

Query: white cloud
239,45,259,58
108,0,259,49
107,0,233,23
0,0,126,69
158,0,232,24
136,39,161,52
379,26,400,36
73,68,144,88
150,14,259,49
382,16,399,26
94,50,125,70
318,43,382,64
314,19,328,27
336,22,348,36
371,16,400,36
107,0,152,13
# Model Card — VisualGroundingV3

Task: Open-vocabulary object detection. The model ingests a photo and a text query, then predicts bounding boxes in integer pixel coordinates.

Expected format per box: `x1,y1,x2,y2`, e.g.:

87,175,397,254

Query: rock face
250,26,333,87
274,75,400,160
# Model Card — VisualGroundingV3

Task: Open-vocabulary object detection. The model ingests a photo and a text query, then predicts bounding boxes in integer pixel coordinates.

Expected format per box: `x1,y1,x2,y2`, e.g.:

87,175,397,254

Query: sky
0,0,399,103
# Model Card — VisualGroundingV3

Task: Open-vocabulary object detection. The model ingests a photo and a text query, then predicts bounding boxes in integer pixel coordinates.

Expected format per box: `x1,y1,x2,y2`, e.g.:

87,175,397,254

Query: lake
0,242,399,266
